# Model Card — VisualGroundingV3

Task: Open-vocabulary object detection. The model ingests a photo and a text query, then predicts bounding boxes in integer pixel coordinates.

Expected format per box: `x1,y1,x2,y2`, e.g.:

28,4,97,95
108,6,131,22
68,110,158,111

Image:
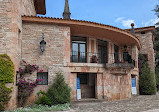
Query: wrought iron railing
109,52,135,67
71,51,107,63
71,51,135,67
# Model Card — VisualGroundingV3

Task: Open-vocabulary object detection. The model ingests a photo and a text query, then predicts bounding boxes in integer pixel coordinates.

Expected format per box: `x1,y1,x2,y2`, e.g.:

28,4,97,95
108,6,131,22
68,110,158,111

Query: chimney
131,23,135,34
63,0,71,20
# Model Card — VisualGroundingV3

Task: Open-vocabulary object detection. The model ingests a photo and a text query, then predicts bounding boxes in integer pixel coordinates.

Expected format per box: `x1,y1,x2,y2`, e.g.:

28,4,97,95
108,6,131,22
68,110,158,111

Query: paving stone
65,92,159,112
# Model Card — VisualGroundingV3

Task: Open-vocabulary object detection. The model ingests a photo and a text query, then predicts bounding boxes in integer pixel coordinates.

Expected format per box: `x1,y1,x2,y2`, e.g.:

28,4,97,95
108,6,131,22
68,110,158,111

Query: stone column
69,73,77,100
96,73,103,100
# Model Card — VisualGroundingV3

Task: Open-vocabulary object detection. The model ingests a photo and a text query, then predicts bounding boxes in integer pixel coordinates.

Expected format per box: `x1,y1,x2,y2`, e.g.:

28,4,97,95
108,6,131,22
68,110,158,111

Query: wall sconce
40,33,46,52
124,45,127,52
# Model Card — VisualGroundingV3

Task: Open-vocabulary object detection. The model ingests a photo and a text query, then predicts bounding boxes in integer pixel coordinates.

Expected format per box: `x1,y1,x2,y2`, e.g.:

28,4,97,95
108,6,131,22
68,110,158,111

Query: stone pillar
63,27,71,64
132,45,139,68
96,73,103,100
69,73,77,100
108,42,114,64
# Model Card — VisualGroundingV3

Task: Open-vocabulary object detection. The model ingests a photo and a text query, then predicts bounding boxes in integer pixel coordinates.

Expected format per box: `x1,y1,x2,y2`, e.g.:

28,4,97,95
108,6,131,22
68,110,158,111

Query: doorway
77,73,96,99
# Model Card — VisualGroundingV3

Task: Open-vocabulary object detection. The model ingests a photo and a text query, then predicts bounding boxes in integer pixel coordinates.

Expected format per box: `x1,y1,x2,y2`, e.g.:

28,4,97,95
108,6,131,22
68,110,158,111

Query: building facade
0,0,155,109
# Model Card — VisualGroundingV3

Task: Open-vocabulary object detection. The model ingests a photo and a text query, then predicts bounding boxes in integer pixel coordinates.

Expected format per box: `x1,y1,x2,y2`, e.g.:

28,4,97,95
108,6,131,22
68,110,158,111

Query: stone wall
0,0,36,110
135,31,155,72
21,22,70,105
103,73,132,100
69,70,133,101
22,22,70,70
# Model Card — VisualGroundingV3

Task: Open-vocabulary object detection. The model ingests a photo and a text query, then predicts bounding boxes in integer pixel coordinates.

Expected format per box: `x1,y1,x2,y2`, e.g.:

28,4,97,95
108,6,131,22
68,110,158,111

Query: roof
34,0,46,15
22,15,141,49
125,26,155,33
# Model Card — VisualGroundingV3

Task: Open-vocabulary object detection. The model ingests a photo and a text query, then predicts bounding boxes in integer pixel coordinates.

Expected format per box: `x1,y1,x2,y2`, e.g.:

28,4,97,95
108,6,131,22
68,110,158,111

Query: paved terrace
58,92,159,112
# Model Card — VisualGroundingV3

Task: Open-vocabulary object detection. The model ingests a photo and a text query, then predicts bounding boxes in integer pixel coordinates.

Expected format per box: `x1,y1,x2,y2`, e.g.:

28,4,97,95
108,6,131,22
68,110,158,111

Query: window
77,73,88,84
98,40,108,63
71,36,87,63
114,44,119,63
37,72,48,85
141,31,146,34
123,52,128,62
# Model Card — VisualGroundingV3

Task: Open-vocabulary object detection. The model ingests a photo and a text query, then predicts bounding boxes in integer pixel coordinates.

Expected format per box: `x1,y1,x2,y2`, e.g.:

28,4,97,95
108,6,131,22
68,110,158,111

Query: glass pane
72,43,78,62
72,43,78,52
103,47,107,63
98,46,107,63
98,46,102,63
37,73,48,85
43,74,48,85
37,74,42,85
80,44,86,62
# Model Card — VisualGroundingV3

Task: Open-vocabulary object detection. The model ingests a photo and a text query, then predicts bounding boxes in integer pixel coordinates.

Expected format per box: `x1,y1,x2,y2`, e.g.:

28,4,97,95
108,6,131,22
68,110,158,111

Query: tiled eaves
23,15,131,32
22,15,141,49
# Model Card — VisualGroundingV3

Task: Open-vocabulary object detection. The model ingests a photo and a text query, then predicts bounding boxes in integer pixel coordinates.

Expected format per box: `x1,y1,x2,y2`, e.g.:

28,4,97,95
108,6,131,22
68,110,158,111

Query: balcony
70,52,135,74
71,51,107,64
106,52,135,68
71,51,135,68
106,62,135,69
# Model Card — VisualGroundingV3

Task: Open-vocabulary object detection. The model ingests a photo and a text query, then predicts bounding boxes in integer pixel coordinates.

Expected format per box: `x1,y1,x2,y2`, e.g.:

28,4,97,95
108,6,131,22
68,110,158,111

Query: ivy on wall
0,54,14,111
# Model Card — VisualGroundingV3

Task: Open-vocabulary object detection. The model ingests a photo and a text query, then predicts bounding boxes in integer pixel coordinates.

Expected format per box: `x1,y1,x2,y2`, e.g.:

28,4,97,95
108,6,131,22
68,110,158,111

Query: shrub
0,54,14,83
139,63,157,95
0,54,14,111
0,84,12,111
36,90,51,106
155,68,159,91
47,72,71,105
5,103,70,112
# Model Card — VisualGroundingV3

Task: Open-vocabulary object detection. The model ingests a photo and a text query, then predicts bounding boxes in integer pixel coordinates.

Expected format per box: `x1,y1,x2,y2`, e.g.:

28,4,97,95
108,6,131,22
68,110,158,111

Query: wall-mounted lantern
40,33,46,52
124,45,128,52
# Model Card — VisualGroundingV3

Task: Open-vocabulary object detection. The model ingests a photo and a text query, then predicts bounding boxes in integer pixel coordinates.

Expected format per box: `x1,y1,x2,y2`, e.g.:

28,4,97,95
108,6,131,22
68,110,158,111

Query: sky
41,0,159,29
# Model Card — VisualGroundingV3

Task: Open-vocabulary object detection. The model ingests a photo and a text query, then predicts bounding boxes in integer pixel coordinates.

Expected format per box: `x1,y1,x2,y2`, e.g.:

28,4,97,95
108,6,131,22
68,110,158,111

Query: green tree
154,5,159,25
47,72,71,105
153,25,159,90
139,60,156,95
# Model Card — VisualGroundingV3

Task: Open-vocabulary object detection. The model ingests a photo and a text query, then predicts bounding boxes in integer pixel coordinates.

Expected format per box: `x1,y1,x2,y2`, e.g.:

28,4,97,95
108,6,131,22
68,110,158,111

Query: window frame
114,44,119,63
98,39,108,63
71,36,87,63
37,72,48,85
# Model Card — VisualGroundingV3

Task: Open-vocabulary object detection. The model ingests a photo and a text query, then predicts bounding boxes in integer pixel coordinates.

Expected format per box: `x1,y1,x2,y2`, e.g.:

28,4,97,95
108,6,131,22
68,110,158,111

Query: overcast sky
41,0,159,29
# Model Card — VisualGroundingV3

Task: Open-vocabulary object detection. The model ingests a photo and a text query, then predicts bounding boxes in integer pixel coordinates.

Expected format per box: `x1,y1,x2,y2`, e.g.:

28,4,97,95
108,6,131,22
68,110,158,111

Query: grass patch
5,103,70,112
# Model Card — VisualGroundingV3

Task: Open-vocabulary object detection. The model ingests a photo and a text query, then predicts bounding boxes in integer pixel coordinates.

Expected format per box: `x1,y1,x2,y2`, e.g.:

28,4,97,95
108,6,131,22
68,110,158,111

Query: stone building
0,0,155,110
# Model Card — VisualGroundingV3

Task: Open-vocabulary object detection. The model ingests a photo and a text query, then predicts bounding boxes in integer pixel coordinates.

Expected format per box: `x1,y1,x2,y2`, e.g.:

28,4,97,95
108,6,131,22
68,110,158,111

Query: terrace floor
55,92,159,112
